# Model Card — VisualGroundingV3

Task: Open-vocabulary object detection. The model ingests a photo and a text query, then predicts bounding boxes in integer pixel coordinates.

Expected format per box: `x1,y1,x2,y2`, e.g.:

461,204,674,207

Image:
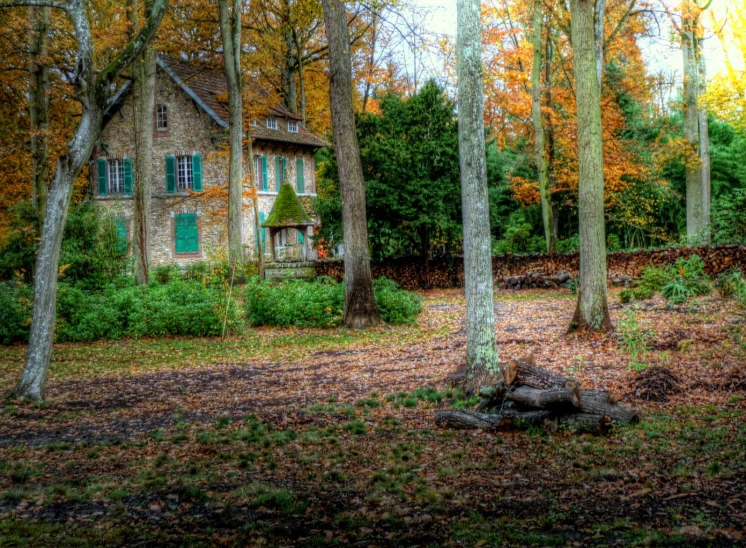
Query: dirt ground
1,288,745,546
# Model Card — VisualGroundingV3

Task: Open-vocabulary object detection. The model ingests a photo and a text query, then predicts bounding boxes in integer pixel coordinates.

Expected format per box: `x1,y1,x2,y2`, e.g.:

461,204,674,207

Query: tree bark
322,0,381,328
219,0,244,267
28,5,50,229
129,0,155,285
457,0,500,393
6,0,169,402
568,0,612,333
682,1,704,245
531,0,556,254
246,131,264,279
593,0,606,86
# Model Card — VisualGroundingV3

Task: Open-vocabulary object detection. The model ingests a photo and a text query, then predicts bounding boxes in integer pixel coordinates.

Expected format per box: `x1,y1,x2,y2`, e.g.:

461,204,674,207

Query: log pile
503,271,571,290
436,356,639,436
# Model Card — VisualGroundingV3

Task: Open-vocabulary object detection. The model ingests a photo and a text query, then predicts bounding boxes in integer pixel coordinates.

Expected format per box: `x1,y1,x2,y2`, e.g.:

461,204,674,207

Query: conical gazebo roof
262,182,314,228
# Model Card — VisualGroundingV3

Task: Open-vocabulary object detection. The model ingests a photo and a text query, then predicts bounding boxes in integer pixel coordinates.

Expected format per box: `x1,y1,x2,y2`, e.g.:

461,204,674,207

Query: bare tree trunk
129,0,155,285
698,49,710,244
322,0,381,328
298,51,306,126
531,0,556,254
5,0,169,403
28,5,50,229
219,0,244,266
457,0,500,394
593,0,606,86
362,12,378,113
246,132,264,279
682,3,703,245
568,0,612,333
282,26,299,115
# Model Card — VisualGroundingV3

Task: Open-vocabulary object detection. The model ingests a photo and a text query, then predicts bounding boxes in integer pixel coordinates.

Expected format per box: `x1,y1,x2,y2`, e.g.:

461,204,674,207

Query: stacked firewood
436,356,639,436
502,271,571,290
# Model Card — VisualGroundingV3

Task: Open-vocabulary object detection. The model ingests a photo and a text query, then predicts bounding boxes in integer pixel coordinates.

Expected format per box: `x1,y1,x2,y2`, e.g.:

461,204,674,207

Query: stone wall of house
314,245,746,289
96,69,318,266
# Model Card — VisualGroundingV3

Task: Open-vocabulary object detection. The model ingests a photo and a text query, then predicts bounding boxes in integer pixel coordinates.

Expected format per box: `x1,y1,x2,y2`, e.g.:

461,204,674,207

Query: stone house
94,56,328,265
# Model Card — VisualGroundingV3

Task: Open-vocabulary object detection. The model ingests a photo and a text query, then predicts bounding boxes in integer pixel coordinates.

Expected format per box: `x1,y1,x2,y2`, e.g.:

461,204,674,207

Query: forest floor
0,288,745,547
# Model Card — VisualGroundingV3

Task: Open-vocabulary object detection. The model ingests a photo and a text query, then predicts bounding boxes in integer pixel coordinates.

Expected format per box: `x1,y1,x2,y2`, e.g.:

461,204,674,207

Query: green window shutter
97,158,108,196
298,230,304,244
296,157,305,193
282,157,287,186
115,217,127,254
259,212,266,251
175,213,199,254
192,154,203,192
274,156,281,189
166,155,176,193
123,158,133,195
261,156,268,191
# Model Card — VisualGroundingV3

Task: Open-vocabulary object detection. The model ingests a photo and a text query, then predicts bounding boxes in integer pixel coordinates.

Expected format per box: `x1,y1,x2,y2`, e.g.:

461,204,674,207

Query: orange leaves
510,176,541,206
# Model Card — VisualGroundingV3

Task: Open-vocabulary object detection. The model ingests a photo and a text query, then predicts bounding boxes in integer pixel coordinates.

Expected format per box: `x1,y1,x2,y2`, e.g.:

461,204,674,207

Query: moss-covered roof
262,183,314,228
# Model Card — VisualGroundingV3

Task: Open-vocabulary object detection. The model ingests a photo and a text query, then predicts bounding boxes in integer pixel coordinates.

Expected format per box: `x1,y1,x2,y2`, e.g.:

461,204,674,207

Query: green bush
0,279,239,344
635,255,711,304
639,266,672,293
714,268,746,302
244,276,421,328
0,202,128,287
0,282,33,345
555,235,580,253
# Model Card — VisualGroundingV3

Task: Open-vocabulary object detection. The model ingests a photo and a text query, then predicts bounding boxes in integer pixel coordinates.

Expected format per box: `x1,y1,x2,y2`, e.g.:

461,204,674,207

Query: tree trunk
593,0,606,86
698,50,710,244
457,0,500,393
531,0,556,254
282,27,298,115
298,50,307,126
682,3,704,245
568,0,612,333
219,0,244,267
129,0,155,286
6,0,169,403
28,5,50,229
322,0,381,328
246,131,264,279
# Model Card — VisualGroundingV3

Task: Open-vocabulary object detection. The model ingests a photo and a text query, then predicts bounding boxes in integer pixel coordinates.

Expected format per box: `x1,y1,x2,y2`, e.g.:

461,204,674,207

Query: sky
408,0,739,90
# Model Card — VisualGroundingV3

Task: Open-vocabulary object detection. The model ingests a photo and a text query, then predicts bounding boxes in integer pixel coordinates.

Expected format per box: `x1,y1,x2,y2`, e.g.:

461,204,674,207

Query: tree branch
0,0,67,8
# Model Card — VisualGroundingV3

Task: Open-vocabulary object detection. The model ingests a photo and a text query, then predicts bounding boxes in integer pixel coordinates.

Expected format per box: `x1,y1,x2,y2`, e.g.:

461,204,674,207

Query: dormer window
266,117,278,130
288,120,298,133
156,105,168,131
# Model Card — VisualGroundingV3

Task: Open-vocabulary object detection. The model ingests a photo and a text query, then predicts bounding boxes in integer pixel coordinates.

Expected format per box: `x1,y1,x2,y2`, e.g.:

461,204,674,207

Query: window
156,105,168,131
266,117,278,130
288,120,298,133
255,154,268,191
108,159,124,193
175,213,199,254
177,156,193,190
166,155,202,193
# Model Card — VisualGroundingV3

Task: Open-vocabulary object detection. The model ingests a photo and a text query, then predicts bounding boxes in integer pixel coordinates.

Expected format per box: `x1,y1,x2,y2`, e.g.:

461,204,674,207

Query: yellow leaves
510,177,541,206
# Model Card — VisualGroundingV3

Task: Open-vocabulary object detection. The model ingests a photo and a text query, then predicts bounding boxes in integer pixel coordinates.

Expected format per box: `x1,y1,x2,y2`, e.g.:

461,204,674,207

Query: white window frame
108,159,124,194
156,105,168,131
177,155,193,191
288,120,298,133
266,117,278,130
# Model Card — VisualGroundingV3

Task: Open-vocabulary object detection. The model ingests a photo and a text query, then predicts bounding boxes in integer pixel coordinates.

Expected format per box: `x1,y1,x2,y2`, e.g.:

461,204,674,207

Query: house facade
94,57,327,265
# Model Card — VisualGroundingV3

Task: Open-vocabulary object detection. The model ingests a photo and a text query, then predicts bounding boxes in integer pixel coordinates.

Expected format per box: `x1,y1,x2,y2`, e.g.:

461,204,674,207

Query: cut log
558,413,613,435
504,358,577,389
434,409,552,430
507,385,581,408
580,389,618,406
578,398,638,424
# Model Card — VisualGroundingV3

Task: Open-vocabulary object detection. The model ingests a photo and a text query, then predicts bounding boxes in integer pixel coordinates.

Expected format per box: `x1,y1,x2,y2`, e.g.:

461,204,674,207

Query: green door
115,217,127,254
175,213,199,254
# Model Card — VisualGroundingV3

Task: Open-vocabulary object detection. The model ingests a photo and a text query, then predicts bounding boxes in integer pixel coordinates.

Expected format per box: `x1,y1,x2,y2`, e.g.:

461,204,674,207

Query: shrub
639,266,672,294
555,235,580,253
0,282,33,345
244,276,421,328
714,268,746,301
636,255,711,304
0,279,239,344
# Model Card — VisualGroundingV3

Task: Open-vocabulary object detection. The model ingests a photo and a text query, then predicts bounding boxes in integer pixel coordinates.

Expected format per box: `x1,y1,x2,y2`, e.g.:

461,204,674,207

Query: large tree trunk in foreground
437,355,637,436
129,0,155,285
29,5,50,229
6,0,169,402
219,0,244,267
682,4,704,245
568,0,612,333
531,0,556,254
322,0,381,328
457,0,500,393
698,50,710,244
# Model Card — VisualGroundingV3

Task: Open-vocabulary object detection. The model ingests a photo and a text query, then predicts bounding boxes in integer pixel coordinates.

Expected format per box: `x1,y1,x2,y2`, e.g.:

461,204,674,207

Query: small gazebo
261,182,315,263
